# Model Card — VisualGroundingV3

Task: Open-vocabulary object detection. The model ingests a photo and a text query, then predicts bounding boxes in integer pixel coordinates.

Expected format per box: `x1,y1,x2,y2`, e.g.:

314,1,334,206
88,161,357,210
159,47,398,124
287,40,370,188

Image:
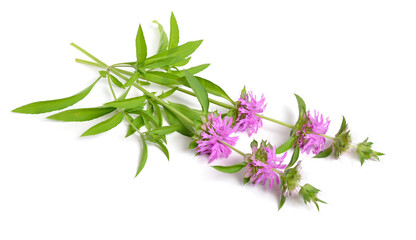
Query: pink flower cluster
196,113,239,163
245,143,287,189
236,91,267,136
297,110,330,154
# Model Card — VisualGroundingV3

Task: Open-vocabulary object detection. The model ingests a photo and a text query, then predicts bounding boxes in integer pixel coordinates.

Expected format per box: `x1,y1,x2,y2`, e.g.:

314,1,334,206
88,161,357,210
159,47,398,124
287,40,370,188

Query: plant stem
71,43,108,68
257,114,296,129
75,58,102,68
222,141,246,157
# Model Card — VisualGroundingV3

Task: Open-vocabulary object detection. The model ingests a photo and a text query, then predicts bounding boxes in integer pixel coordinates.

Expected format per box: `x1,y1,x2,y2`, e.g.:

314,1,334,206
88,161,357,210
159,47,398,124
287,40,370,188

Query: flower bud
299,183,326,211
356,138,384,165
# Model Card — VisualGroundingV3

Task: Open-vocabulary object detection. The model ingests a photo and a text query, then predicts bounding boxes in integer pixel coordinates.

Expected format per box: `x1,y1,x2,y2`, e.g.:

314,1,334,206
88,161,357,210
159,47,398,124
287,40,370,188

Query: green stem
257,114,296,129
222,141,246,157
71,43,108,68
107,75,117,100
75,58,102,68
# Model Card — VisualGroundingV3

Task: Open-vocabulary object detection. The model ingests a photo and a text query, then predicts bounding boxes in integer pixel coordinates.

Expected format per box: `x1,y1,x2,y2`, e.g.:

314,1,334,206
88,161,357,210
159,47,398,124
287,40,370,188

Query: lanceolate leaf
163,107,194,137
168,12,179,49
109,74,124,88
139,109,159,128
278,194,286,210
173,64,210,77
143,40,203,69
47,107,116,122
146,125,182,136
336,116,347,136
314,147,333,158
125,116,145,138
276,135,295,154
104,96,146,109
136,24,147,66
158,87,178,99
123,72,140,88
148,100,163,127
118,86,132,100
168,102,203,121
81,112,124,136
294,94,306,116
173,57,191,67
287,145,300,168
143,71,181,85
152,20,168,53
12,77,100,114
135,135,148,177
178,76,234,104
155,139,169,160
184,71,209,116
212,162,247,173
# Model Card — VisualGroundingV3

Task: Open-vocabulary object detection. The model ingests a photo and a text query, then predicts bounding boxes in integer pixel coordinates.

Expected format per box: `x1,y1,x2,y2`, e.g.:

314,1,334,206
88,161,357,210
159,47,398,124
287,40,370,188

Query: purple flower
236,91,267,136
297,110,330,154
196,113,239,163
245,141,287,189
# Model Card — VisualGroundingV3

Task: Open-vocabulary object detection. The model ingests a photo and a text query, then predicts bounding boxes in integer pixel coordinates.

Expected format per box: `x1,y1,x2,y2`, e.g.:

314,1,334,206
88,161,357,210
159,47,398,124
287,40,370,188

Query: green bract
299,184,326,211
356,138,384,165
333,116,352,159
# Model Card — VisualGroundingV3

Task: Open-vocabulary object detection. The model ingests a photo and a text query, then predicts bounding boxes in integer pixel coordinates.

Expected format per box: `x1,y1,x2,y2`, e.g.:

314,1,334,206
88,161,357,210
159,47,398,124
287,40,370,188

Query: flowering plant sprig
12,13,383,210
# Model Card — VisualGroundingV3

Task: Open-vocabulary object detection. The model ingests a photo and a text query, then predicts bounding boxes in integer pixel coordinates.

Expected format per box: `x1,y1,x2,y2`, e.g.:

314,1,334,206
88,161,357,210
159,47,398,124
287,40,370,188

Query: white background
1,0,415,239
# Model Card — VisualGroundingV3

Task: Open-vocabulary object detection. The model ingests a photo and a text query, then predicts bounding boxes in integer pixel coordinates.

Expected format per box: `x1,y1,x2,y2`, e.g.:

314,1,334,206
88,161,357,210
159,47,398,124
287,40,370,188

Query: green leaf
81,112,124,136
125,116,144,138
104,96,146,109
168,102,203,122
168,12,179,49
173,57,191,67
99,71,107,78
178,76,234,104
12,77,100,114
188,140,198,149
139,109,159,128
138,80,151,86
243,177,250,184
278,194,286,210
294,94,306,116
143,40,203,69
143,71,181,85
276,135,295,154
314,147,333,158
136,24,147,66
109,74,124,88
155,139,169,160
146,125,181,136
173,64,210,77
152,20,168,53
123,72,140,88
148,99,163,127
47,107,116,122
158,87,178,99
336,116,347,135
212,162,247,173
184,71,209,116
135,135,148,177
118,86,132,100
164,107,194,137
287,145,300,168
